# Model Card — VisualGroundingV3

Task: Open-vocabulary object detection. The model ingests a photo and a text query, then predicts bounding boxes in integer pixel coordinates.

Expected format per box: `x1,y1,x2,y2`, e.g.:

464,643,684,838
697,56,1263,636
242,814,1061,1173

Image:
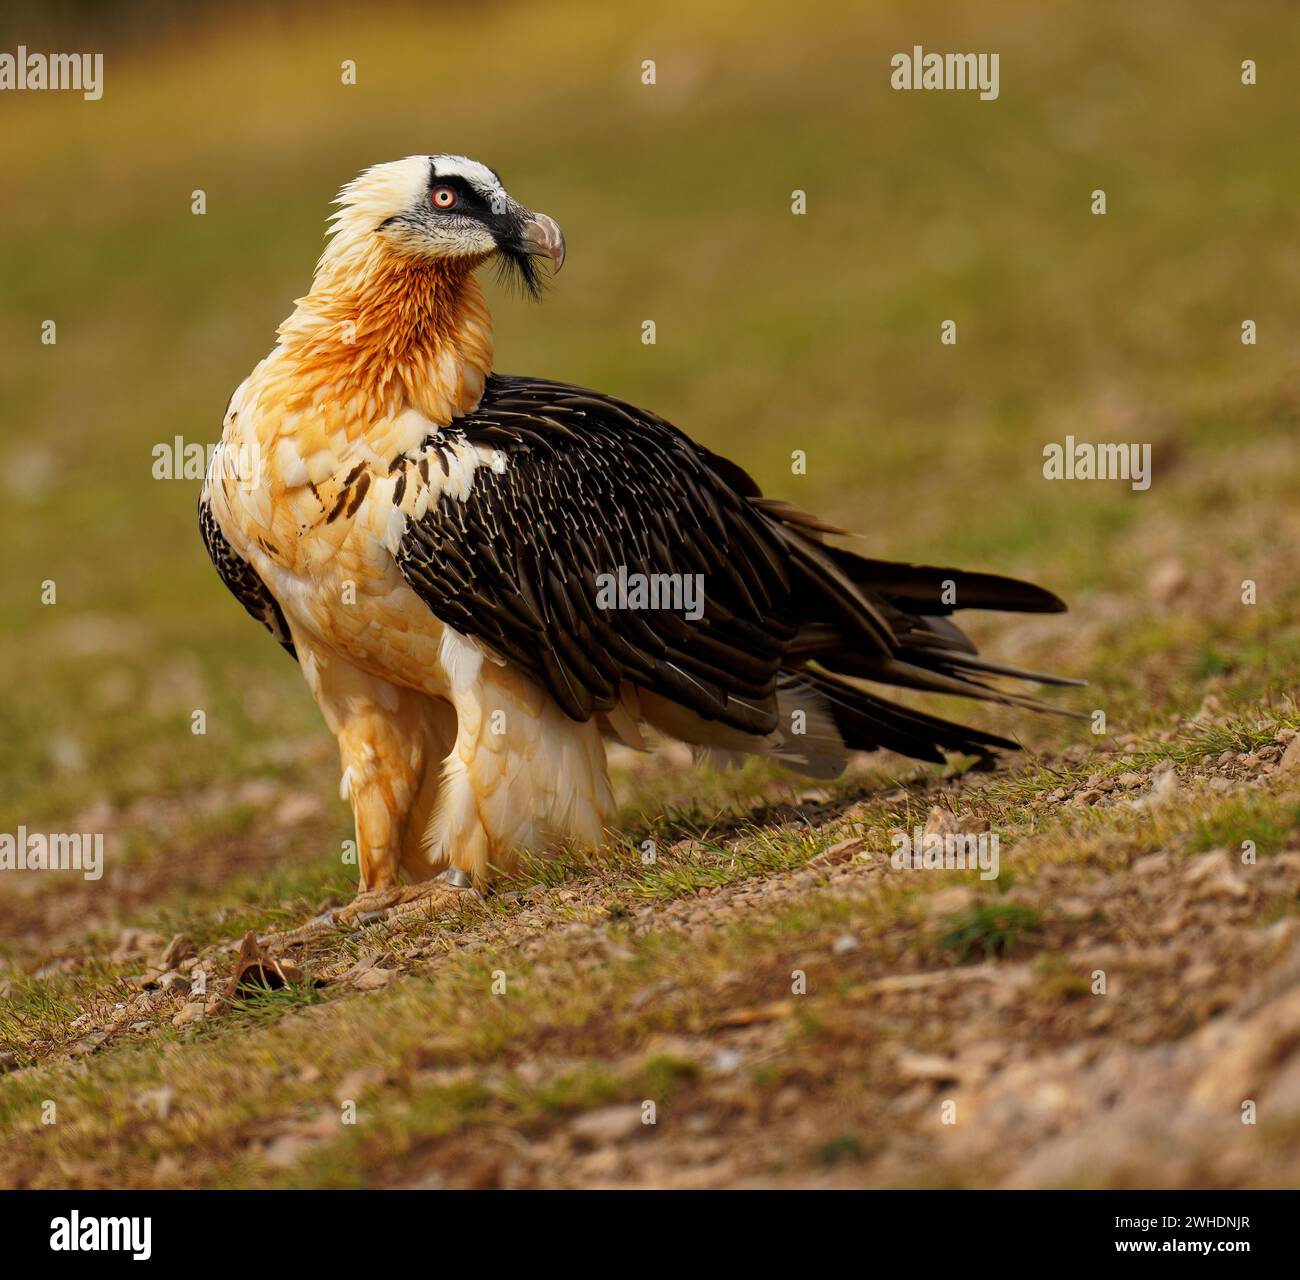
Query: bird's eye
431,186,458,210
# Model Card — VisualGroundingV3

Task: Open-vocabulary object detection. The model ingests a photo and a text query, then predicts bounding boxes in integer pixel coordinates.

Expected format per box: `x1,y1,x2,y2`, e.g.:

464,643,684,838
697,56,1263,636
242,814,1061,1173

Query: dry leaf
228,930,305,994
810,837,865,865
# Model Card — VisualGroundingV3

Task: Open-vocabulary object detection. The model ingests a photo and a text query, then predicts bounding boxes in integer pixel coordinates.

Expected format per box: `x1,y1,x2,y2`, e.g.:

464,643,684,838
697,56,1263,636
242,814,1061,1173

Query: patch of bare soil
0,771,339,956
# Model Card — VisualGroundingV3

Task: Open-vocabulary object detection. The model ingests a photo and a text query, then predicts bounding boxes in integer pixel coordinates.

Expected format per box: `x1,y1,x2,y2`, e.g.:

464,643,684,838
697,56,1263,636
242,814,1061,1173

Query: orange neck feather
274,243,495,429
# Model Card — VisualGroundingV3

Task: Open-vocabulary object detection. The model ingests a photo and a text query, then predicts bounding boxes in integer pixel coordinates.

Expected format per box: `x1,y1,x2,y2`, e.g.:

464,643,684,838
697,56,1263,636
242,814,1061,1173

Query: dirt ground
4,708,1300,1189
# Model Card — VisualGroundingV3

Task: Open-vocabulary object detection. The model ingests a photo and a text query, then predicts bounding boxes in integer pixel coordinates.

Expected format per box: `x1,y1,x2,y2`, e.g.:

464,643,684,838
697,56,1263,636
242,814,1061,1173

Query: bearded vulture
200,155,1075,903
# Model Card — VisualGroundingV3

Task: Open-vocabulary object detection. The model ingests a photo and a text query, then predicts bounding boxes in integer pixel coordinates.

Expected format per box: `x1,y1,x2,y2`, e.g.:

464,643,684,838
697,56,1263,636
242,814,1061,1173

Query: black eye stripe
428,172,495,216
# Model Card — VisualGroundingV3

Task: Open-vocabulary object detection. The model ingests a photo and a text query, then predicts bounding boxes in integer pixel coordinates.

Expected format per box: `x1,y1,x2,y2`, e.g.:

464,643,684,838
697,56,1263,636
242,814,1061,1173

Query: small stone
713,1049,742,1074
1132,768,1179,809
69,1032,109,1055
157,970,190,994
570,1104,645,1146
1278,737,1300,775
172,1001,206,1028
832,934,860,955
110,929,165,963
924,807,960,837
811,837,865,865
156,933,196,970
352,966,399,991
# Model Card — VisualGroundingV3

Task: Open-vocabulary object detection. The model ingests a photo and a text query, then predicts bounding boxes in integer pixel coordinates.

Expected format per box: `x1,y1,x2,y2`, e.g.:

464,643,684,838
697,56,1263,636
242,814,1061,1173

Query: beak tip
521,211,566,274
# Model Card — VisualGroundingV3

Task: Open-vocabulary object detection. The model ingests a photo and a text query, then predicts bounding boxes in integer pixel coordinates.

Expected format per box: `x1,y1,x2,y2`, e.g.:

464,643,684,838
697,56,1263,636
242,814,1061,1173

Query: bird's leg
300,646,451,915
419,667,615,886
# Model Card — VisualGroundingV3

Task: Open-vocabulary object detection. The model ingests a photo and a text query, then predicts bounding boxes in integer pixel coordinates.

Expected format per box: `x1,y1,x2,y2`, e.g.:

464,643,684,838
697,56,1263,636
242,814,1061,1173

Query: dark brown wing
199,493,296,660
395,375,809,735
395,374,1079,760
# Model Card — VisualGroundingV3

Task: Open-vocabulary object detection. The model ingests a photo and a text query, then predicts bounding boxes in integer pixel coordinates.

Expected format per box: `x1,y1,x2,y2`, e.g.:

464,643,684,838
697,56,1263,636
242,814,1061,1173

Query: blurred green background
2,0,1298,837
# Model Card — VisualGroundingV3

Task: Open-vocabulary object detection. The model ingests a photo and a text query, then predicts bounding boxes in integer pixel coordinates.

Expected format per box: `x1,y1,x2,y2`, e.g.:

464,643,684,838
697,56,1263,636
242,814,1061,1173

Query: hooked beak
519,211,566,272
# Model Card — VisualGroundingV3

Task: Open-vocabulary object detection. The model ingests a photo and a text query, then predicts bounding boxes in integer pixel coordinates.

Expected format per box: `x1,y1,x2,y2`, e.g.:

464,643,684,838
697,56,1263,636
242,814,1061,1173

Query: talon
335,884,405,926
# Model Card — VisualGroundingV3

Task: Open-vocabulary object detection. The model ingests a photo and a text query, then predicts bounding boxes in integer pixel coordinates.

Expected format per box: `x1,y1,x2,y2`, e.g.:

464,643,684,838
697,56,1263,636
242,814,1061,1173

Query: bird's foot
336,869,481,926
386,869,484,922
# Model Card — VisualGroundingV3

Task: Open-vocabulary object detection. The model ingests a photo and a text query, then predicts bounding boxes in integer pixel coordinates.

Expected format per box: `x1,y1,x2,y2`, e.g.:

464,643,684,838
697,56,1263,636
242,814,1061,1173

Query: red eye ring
431,185,458,210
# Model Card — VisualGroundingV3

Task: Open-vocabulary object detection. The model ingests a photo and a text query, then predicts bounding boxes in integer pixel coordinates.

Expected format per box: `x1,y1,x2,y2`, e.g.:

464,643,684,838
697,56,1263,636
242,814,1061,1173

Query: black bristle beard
493,247,544,300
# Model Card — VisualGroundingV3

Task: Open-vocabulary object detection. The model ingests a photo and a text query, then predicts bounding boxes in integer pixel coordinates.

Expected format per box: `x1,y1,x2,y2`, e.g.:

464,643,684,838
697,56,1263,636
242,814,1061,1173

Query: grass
937,902,1043,963
2,744,1299,1186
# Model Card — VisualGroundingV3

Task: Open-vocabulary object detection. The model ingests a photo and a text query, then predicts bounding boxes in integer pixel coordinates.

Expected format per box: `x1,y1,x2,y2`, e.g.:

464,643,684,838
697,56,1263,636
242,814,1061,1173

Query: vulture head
327,154,564,297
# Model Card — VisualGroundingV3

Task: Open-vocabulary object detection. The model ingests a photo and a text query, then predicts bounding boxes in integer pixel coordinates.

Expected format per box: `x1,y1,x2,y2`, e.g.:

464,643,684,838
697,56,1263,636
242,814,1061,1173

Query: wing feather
198,494,297,660
391,373,1077,756
394,375,796,735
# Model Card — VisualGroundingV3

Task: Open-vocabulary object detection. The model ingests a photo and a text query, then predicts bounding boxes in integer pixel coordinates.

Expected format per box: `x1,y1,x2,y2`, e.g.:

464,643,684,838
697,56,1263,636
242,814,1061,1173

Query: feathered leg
421,663,614,884
298,640,453,897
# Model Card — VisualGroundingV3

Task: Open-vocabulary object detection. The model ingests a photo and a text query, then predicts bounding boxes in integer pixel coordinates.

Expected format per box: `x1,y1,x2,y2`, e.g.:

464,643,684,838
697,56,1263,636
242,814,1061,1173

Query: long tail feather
785,669,1019,763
